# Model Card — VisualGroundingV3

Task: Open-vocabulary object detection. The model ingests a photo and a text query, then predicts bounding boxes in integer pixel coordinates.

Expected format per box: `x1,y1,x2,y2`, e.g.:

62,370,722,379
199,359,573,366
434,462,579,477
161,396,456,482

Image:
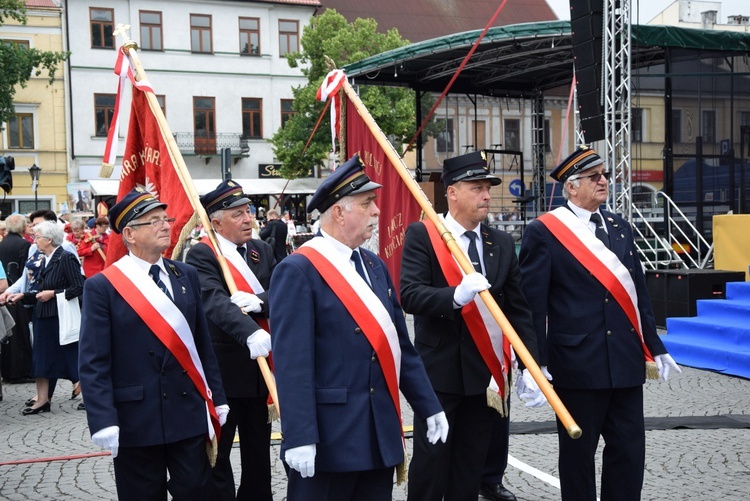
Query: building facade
1,0,67,215
66,0,319,206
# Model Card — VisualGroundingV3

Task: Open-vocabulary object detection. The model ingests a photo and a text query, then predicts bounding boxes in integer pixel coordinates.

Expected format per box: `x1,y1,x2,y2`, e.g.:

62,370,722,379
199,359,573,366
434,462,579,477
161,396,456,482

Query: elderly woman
9,221,84,415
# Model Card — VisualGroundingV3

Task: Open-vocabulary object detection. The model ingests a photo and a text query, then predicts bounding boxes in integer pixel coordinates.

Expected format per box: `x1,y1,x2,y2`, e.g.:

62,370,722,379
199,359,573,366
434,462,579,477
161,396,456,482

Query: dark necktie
351,250,370,287
464,231,483,273
149,264,173,301
590,213,610,248
237,246,247,262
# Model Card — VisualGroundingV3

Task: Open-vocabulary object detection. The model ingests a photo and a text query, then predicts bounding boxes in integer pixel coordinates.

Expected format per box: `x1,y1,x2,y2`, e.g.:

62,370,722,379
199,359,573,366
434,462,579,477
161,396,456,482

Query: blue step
662,335,750,379
696,299,750,322
727,281,750,301
665,316,750,349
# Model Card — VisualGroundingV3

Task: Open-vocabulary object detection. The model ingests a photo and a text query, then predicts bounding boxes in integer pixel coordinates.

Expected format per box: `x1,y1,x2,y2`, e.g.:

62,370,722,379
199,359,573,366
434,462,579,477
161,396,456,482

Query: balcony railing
172,132,251,156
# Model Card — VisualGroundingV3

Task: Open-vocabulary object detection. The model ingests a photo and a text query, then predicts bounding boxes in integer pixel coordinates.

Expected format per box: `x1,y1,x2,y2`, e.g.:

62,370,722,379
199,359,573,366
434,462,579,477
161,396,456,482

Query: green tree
0,0,70,129
270,9,434,179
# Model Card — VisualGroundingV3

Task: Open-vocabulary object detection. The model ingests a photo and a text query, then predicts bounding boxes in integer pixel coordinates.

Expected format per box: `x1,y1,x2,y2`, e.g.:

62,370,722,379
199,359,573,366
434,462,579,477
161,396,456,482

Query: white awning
87,177,322,197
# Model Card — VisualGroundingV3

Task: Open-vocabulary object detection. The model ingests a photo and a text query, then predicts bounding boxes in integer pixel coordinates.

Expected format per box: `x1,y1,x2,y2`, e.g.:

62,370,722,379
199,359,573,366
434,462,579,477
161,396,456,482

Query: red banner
106,89,195,264
345,98,421,296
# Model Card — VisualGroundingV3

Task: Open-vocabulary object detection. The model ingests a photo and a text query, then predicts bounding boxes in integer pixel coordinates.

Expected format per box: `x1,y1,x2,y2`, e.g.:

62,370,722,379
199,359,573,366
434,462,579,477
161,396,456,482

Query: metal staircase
631,192,714,271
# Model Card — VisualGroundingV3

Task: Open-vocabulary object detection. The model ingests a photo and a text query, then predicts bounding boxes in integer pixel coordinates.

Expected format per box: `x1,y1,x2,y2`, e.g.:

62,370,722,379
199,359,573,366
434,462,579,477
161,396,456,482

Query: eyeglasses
128,217,176,229
570,170,611,184
33,235,48,241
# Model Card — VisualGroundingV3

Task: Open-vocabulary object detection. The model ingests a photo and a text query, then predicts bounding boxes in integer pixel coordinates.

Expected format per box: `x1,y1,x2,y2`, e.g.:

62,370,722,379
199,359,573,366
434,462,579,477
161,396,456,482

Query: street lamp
29,164,41,210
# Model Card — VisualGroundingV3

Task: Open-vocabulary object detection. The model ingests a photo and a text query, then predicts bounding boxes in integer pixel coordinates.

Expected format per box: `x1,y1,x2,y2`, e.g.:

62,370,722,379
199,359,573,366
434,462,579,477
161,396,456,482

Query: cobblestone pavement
2,328,749,500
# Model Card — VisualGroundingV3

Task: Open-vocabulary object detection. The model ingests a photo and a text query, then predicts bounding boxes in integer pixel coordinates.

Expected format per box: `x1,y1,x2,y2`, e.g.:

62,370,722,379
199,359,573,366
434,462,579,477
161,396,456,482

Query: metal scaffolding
603,0,633,219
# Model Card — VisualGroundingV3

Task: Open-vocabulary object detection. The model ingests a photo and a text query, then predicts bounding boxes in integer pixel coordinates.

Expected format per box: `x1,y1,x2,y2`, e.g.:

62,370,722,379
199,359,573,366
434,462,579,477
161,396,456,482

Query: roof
89,178,323,197
344,21,750,97
25,0,59,8
250,0,321,6
320,0,558,42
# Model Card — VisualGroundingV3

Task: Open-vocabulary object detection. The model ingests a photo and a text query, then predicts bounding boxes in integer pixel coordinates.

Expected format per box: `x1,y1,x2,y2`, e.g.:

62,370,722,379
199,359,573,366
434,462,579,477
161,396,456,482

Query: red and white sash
423,220,511,411
101,255,221,442
538,208,654,363
296,237,404,437
200,235,268,331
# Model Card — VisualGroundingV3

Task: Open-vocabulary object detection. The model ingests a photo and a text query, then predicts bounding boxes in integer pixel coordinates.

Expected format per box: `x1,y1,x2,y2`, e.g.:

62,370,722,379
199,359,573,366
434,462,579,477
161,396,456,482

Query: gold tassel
396,449,408,485
646,360,659,380
206,434,218,467
267,402,279,423
170,212,200,260
486,385,508,417
99,162,114,179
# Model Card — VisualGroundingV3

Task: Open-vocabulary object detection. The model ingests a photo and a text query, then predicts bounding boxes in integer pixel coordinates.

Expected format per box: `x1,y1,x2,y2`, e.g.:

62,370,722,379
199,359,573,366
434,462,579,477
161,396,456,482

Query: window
280,99,294,128
242,98,263,139
544,119,552,152
191,14,212,53
90,8,114,49
632,108,643,143
2,39,30,49
7,113,34,149
278,20,299,56
18,200,51,214
156,95,166,117
94,94,116,137
701,110,716,144
741,111,750,127
671,109,682,144
140,11,162,51
504,119,520,150
436,118,454,153
193,97,216,155
239,17,260,55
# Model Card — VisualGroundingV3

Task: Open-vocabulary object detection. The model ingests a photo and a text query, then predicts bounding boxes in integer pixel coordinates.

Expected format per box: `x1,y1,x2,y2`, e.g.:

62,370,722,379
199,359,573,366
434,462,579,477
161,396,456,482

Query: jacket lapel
481,224,501,282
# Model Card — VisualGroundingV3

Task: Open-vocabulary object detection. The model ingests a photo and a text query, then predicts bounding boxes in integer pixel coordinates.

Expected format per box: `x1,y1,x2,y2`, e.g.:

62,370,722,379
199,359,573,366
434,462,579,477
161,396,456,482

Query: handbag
0,305,15,343
56,291,81,345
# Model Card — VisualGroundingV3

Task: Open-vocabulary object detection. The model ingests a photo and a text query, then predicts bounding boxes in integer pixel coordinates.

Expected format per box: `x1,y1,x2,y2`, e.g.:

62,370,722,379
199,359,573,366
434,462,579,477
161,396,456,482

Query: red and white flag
104,47,196,264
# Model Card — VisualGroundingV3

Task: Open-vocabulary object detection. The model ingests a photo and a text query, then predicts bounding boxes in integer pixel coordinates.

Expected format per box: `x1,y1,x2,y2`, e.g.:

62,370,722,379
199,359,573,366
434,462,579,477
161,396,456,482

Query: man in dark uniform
260,210,287,262
400,151,539,501
519,146,680,501
79,188,228,500
270,155,448,500
186,180,274,500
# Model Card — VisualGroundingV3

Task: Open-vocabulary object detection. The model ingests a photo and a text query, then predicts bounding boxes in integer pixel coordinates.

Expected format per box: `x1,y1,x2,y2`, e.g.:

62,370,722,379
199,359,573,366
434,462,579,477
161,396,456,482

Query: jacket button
605,298,609,303
606,330,612,336
163,393,168,399
630,328,635,333
161,370,166,376
148,350,154,356
370,388,375,394
371,356,376,363
182,392,187,397
354,327,362,334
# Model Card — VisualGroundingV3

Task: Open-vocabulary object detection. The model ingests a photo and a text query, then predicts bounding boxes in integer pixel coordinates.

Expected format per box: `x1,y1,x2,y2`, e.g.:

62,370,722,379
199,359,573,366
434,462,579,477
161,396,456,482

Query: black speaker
570,0,605,143
645,271,668,328
662,269,746,321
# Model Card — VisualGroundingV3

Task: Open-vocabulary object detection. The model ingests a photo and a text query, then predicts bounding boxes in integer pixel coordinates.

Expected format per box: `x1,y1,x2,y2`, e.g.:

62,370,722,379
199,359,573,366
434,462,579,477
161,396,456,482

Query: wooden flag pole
342,80,581,439
121,40,279,417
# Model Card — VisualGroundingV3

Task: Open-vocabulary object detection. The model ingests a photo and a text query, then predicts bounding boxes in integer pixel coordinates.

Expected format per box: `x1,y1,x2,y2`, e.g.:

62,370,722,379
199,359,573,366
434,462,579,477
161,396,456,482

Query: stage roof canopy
343,21,750,97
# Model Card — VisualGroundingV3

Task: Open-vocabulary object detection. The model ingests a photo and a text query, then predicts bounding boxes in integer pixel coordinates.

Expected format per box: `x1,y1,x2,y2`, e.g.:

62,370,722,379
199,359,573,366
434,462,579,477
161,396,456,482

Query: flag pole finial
114,23,137,51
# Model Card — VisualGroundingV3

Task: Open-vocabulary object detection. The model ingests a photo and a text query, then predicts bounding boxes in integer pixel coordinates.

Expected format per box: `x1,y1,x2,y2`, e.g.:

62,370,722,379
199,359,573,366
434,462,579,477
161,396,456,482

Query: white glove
230,291,263,313
516,369,547,408
425,411,449,445
92,425,120,458
285,444,316,478
246,329,271,359
654,353,682,382
216,404,230,427
541,366,553,381
453,272,490,307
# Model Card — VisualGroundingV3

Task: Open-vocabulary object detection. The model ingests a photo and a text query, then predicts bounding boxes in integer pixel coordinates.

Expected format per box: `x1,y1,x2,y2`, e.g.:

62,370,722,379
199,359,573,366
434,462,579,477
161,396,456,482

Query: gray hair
35,220,64,246
70,219,86,230
318,196,355,225
5,214,26,235
562,177,581,201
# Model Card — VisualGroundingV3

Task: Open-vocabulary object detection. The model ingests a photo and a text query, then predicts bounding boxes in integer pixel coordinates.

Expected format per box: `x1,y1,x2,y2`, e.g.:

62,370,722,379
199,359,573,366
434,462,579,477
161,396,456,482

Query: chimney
701,10,717,29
